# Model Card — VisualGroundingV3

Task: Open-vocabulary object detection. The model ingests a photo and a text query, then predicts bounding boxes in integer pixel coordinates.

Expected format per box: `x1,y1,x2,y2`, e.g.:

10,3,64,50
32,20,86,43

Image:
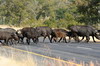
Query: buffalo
69,25,100,42
25,28,39,45
16,27,33,43
17,27,39,45
0,28,19,44
35,26,53,43
51,29,68,43
0,31,19,45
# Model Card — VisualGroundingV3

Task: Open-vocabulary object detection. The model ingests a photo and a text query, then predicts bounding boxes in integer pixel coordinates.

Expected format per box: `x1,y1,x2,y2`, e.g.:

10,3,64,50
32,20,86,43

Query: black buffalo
25,28,39,45
69,25,100,42
0,31,19,45
17,27,33,43
35,26,53,43
0,28,19,44
17,27,39,45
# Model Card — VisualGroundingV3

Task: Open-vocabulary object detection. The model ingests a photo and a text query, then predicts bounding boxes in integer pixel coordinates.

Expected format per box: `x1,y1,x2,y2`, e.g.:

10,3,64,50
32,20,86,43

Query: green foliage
0,0,99,28
56,8,66,20
43,18,57,28
77,0,100,25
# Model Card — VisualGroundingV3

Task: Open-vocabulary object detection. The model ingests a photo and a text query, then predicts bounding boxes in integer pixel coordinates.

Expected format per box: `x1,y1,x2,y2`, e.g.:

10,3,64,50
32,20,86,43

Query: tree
77,0,100,25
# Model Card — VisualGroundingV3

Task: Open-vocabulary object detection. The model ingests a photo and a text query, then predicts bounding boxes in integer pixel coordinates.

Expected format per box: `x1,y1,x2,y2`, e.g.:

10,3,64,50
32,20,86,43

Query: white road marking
77,46,93,50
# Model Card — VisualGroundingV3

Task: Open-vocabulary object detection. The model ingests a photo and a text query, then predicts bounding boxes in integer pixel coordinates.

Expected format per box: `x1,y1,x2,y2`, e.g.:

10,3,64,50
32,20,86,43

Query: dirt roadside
0,25,22,30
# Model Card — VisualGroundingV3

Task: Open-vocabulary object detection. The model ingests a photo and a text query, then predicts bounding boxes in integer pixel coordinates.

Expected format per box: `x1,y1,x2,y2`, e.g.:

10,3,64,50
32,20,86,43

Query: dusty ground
0,25,22,30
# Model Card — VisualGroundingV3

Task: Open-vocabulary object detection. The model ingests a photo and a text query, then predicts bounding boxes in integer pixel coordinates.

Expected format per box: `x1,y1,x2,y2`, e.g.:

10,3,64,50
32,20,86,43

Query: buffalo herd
0,25,100,45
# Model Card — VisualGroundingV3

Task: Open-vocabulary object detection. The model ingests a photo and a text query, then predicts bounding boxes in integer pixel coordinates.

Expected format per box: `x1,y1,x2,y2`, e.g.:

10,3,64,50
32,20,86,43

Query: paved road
0,37,100,65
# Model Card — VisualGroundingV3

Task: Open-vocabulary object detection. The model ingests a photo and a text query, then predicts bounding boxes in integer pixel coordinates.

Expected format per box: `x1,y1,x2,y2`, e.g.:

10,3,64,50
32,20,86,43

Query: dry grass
0,56,36,66
0,56,99,66
0,53,99,66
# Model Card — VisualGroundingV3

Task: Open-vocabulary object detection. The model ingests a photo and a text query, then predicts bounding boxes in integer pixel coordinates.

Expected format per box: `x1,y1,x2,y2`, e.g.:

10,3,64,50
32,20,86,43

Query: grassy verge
0,53,99,66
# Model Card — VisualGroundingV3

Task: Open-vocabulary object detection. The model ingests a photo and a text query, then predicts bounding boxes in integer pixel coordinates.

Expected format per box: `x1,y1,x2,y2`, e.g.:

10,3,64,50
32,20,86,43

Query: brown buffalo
51,29,68,43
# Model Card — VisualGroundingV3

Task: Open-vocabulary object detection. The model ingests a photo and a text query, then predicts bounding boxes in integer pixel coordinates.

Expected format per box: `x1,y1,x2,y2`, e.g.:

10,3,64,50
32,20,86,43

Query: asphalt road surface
0,37,100,65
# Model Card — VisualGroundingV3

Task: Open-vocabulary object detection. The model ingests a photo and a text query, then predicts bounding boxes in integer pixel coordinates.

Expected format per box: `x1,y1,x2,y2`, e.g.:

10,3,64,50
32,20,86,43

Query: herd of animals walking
0,25,100,45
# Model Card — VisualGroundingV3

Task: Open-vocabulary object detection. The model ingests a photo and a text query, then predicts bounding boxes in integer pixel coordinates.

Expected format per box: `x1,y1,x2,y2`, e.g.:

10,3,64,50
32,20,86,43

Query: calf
51,29,68,43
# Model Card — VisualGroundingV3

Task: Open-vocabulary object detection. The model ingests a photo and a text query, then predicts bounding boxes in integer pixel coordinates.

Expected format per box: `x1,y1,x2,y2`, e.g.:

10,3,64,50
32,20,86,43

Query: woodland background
0,0,100,28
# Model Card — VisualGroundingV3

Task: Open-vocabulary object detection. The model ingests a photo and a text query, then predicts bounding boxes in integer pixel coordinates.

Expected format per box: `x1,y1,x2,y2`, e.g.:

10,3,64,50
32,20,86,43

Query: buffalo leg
26,38,30,45
52,37,57,42
50,36,53,43
32,38,35,43
50,35,56,43
58,37,62,42
54,38,57,42
18,37,24,43
0,41,3,44
48,35,51,43
35,38,39,44
43,36,46,42
92,36,96,42
73,33,80,42
21,37,24,43
86,36,90,43
37,37,39,42
10,39,13,45
74,36,80,42
5,39,9,46
32,38,38,44
68,36,72,42
63,37,67,43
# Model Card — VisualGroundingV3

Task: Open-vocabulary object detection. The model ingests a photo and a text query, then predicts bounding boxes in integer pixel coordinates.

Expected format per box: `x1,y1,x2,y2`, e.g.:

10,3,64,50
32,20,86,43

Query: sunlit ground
0,56,36,66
